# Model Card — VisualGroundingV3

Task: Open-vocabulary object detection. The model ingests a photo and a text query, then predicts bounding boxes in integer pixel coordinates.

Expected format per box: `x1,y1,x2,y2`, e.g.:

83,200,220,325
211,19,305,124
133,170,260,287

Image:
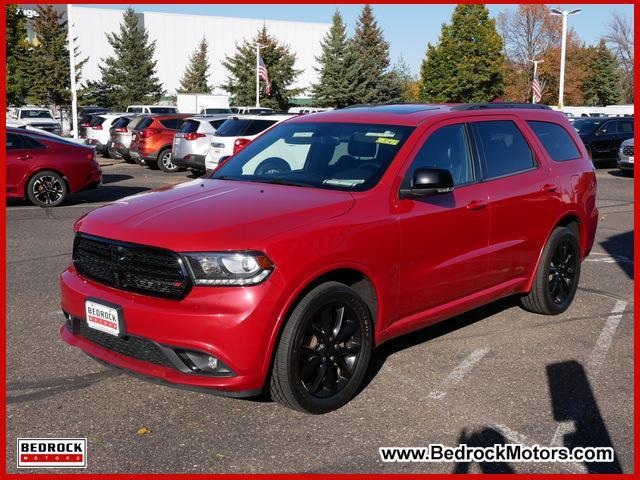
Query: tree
392,55,420,103
349,4,402,104
604,12,633,103
311,10,358,108
6,5,30,106
178,37,212,94
221,25,302,110
581,40,621,106
96,7,164,109
420,4,504,103
25,5,86,111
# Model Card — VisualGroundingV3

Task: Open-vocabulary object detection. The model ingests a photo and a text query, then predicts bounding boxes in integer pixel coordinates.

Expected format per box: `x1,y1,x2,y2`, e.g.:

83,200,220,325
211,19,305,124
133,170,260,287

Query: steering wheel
255,157,291,176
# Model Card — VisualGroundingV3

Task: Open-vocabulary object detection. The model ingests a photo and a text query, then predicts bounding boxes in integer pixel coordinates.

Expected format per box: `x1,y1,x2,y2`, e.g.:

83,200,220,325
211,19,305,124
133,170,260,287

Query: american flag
532,68,542,104
258,56,271,95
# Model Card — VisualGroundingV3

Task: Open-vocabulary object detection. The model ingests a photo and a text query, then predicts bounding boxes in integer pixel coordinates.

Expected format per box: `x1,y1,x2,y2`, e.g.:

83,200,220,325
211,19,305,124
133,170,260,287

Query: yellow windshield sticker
376,137,400,145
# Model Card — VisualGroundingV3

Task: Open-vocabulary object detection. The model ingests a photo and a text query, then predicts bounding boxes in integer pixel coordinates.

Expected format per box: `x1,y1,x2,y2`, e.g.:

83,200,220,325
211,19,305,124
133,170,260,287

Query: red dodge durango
60,104,598,413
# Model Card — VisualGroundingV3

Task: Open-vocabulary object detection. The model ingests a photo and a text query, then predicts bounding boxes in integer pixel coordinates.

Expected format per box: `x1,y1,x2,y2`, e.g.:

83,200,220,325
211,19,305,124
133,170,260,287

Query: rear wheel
270,282,373,414
157,148,181,173
26,170,68,208
520,227,581,315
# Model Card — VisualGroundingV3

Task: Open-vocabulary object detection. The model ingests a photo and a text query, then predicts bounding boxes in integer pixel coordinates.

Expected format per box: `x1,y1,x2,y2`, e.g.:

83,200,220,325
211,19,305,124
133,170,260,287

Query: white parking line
429,347,489,400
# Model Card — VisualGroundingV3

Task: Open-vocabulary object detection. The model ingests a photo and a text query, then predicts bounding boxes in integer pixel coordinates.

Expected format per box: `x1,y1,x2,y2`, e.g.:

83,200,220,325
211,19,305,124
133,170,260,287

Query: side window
245,120,276,136
7,133,24,150
160,119,179,130
404,123,474,187
597,121,617,135
527,121,581,161
619,121,633,134
21,135,46,149
209,119,226,129
473,120,535,179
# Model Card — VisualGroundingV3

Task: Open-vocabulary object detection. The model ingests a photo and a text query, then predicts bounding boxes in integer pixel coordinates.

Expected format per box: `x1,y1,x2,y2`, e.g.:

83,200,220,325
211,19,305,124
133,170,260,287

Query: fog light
176,350,233,375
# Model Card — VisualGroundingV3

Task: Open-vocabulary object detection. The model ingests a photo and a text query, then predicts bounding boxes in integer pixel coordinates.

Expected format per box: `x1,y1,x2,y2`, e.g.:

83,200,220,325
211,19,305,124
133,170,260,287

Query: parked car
230,106,274,115
171,115,231,173
60,103,597,413
288,107,333,114
204,114,291,170
12,107,62,135
199,108,233,115
128,114,191,172
6,119,88,146
617,138,634,176
6,127,101,207
84,113,128,156
126,105,178,114
75,108,110,137
107,115,143,162
573,116,634,164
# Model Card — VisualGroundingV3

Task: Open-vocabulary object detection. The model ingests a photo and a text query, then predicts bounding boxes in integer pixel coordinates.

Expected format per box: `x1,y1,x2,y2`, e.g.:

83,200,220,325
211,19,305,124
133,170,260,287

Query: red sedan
6,128,102,207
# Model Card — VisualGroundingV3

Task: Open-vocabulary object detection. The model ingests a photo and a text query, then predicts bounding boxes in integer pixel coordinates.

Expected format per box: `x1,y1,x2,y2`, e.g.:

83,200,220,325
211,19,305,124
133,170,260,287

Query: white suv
204,115,291,171
84,113,128,155
172,115,231,173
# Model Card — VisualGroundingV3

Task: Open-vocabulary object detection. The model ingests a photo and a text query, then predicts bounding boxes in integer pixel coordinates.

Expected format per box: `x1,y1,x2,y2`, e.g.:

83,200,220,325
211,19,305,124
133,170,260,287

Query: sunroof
345,104,440,114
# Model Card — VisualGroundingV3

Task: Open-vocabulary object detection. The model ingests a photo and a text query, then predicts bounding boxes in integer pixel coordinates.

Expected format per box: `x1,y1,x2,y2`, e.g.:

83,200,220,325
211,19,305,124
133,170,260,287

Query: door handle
466,200,487,211
17,154,33,161
541,183,558,193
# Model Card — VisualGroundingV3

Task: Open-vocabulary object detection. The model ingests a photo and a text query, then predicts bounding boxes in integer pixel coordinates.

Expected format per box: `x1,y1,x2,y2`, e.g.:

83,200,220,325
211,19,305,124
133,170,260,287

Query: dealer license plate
85,300,123,337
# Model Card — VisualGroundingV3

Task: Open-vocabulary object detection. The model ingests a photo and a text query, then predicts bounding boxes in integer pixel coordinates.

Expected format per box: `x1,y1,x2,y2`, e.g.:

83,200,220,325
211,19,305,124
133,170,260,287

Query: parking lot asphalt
6,158,634,473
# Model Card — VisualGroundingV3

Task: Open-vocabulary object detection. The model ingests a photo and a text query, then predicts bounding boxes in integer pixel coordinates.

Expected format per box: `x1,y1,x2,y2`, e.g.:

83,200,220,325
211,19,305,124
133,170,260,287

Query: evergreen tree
97,7,164,109
312,10,359,108
26,5,86,111
349,4,402,104
6,5,30,106
420,4,504,103
392,54,420,103
178,37,212,94
581,39,621,106
221,26,302,110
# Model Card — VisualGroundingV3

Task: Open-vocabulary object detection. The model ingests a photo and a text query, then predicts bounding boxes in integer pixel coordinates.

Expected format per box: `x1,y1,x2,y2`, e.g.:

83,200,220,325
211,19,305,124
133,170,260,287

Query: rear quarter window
136,118,154,130
527,121,581,161
160,118,183,130
245,120,277,136
181,120,201,133
112,117,131,129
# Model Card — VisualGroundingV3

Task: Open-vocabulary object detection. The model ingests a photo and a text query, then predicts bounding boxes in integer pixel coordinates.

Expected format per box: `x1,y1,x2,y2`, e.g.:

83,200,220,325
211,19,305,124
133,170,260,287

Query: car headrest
348,133,377,157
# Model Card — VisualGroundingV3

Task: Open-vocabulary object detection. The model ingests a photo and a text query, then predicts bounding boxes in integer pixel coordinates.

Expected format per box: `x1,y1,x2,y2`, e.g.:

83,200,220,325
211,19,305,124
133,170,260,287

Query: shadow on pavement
600,231,634,279
452,428,515,473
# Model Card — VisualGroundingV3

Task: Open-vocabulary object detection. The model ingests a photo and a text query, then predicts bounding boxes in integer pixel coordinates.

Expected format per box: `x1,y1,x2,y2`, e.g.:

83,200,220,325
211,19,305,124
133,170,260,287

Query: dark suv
573,116,634,164
60,103,597,413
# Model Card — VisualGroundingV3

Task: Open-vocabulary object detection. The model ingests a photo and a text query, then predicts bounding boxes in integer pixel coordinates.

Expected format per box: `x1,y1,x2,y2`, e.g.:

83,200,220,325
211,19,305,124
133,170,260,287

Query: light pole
67,4,78,138
550,8,581,109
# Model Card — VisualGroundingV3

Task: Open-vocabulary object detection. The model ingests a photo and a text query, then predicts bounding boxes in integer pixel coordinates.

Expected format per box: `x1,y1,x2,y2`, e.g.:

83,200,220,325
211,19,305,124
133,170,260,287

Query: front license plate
628,156,634,164
85,299,124,337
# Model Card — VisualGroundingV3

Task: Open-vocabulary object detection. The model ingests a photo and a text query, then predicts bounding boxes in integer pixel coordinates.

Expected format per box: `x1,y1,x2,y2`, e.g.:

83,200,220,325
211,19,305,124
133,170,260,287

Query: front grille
77,320,174,368
73,233,191,300
622,145,634,157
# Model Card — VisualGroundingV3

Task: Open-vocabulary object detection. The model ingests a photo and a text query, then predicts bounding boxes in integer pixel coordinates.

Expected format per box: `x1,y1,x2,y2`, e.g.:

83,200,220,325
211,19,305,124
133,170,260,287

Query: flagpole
255,44,260,108
527,58,544,104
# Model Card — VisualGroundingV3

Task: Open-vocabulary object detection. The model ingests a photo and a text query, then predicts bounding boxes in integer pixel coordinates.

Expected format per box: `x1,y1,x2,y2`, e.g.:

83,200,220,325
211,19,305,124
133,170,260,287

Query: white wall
72,7,330,97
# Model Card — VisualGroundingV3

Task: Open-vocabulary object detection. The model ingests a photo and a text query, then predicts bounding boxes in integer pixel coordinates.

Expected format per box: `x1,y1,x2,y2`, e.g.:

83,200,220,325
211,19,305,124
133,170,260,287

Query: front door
6,132,36,196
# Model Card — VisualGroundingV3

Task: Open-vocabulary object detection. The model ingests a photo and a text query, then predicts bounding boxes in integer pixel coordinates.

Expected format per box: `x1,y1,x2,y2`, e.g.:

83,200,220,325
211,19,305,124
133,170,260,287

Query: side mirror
400,168,454,199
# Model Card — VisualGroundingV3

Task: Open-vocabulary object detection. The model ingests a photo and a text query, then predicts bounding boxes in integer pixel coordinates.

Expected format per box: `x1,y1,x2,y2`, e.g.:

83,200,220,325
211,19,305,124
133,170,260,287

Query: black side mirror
400,168,454,199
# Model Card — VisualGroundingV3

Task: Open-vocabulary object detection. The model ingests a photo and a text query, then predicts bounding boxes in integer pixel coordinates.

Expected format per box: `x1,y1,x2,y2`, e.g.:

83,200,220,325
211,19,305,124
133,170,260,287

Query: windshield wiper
252,177,312,188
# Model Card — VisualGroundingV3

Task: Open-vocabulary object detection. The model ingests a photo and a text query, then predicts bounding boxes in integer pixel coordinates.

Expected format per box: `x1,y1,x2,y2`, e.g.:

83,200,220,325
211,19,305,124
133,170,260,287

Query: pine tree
26,5,86,111
178,37,212,94
312,10,358,108
349,4,402,104
420,4,504,103
221,25,302,110
97,7,164,109
581,39,621,106
392,54,420,103
6,5,30,106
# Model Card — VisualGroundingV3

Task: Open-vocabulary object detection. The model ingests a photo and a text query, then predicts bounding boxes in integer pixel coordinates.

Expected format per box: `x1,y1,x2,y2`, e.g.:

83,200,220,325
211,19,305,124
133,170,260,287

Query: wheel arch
24,168,71,199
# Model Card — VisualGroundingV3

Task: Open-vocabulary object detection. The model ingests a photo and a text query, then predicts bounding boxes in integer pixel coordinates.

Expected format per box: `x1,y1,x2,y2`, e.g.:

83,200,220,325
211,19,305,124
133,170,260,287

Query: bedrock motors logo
17,438,87,468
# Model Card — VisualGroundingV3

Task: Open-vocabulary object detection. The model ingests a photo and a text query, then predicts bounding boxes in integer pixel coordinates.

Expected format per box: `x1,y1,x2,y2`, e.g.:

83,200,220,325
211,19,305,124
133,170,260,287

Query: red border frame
1,1,637,478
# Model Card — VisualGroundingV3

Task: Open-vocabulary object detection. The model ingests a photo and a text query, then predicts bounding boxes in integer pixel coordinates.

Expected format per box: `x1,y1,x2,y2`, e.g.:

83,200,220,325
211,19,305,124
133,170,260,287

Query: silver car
108,115,148,163
172,115,230,172
618,138,634,177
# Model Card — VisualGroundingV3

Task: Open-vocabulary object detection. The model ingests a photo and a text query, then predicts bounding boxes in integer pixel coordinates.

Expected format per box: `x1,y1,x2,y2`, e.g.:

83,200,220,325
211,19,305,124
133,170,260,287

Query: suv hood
75,179,355,251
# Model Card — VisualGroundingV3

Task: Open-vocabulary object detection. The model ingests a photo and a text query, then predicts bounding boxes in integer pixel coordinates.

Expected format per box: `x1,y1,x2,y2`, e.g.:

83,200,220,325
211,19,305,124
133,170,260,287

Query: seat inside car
330,133,379,179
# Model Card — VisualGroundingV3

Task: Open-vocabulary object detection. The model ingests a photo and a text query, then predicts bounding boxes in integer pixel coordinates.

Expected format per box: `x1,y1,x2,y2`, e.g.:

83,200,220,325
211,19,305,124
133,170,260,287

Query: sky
81,4,634,76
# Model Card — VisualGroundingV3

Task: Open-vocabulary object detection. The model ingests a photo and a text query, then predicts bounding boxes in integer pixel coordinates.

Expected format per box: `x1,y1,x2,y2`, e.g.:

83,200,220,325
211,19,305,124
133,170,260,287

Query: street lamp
550,8,581,109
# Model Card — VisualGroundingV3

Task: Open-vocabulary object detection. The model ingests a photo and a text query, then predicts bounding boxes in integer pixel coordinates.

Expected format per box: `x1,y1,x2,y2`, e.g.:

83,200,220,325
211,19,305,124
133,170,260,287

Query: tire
255,157,291,176
269,281,373,414
520,227,581,315
26,170,68,208
133,155,147,167
157,148,181,173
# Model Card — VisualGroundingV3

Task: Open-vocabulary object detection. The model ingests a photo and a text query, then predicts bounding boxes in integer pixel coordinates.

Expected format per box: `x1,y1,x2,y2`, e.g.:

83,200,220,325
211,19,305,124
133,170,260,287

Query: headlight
182,252,274,286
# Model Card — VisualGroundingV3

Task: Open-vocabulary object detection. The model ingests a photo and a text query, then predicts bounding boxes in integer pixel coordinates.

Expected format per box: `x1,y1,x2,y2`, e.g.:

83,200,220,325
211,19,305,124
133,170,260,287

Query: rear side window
7,133,25,149
209,119,226,129
90,116,105,126
181,120,200,134
245,120,277,136
214,119,250,137
619,120,633,134
128,107,143,113
21,135,46,149
473,120,535,179
136,118,154,130
150,107,178,114
527,121,580,162
112,117,131,129
160,118,183,130
405,124,474,186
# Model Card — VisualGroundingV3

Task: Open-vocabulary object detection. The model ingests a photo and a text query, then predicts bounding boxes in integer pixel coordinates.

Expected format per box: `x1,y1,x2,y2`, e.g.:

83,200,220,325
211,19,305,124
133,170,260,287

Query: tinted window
136,118,154,130
128,107,143,113
111,117,131,129
473,120,535,179
149,107,178,114
405,124,474,186
214,119,251,137
527,121,580,161
160,118,184,130
619,120,633,134
181,120,200,134
7,133,24,149
21,135,46,149
209,119,226,129
127,117,144,130
90,116,105,126
597,121,617,135
204,108,233,114
573,119,602,135
20,110,53,119
245,120,277,136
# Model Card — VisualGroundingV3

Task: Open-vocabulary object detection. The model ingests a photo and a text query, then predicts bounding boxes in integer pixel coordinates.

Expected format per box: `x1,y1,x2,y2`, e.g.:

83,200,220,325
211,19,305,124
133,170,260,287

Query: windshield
212,122,414,191
573,119,602,134
149,107,177,114
204,108,233,114
20,110,53,119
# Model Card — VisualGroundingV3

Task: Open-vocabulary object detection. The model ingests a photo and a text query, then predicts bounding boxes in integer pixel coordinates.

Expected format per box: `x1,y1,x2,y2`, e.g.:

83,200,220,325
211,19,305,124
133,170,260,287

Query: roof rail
451,103,552,111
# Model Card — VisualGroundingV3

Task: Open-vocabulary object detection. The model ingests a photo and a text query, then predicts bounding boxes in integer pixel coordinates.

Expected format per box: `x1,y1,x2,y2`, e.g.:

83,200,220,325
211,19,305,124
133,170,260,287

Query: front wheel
520,227,581,315
157,149,180,173
270,282,373,414
26,170,68,207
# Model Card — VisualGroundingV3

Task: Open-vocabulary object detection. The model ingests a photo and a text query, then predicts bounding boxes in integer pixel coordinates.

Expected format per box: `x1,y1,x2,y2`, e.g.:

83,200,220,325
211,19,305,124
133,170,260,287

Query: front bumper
617,157,634,171
173,154,206,170
59,265,284,393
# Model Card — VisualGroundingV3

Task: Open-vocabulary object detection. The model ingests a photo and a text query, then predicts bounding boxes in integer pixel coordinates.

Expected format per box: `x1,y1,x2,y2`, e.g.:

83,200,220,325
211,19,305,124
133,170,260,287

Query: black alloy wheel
27,170,68,207
548,239,578,306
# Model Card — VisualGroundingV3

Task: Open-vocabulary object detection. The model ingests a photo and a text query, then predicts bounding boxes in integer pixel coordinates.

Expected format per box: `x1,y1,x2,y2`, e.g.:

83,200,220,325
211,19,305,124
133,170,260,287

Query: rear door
470,116,562,288
590,119,620,159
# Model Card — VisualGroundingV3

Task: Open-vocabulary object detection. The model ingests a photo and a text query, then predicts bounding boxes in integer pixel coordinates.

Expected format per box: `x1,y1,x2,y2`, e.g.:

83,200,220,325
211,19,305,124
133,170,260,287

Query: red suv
60,104,597,413
128,114,191,172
